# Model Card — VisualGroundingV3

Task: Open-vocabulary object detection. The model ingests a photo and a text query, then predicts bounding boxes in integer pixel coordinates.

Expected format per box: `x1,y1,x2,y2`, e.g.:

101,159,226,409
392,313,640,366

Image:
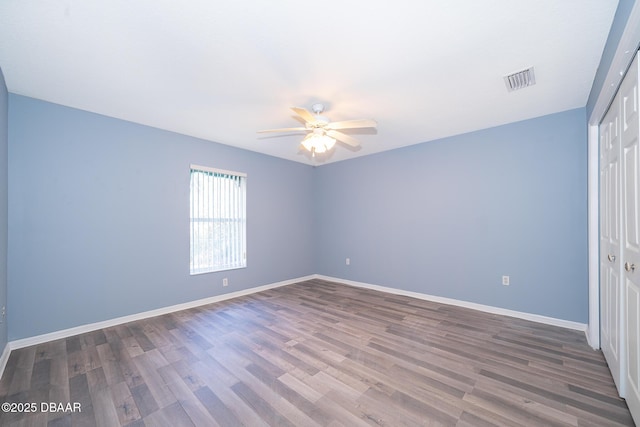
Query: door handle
608,254,616,262
625,262,636,272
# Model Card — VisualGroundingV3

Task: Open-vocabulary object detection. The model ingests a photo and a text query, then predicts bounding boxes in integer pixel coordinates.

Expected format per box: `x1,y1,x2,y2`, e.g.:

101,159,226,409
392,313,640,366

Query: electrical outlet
0,306,5,323
346,258,350,265
502,275,510,286
223,278,228,287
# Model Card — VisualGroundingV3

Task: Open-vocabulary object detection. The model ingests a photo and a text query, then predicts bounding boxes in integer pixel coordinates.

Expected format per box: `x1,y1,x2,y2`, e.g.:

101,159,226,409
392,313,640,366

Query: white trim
0,273,588,379
8,275,314,351
587,2,640,349
0,342,10,379
316,275,587,332
587,124,601,349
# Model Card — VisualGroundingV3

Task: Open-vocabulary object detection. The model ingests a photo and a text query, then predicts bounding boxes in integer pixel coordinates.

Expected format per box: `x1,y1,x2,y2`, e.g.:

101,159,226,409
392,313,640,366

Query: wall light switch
346,258,350,265
502,275,510,286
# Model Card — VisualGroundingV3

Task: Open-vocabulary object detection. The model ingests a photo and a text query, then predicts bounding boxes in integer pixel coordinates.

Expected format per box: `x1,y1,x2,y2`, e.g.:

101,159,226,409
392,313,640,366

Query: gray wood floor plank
0,279,633,426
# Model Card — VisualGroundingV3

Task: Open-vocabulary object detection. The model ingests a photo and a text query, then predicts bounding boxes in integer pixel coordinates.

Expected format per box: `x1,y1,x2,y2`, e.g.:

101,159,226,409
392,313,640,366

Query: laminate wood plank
120,336,144,359
231,381,296,427
0,279,634,426
357,386,434,426
168,359,207,393
480,381,580,426
95,343,124,387
65,337,81,354
156,365,219,427
246,362,334,426
86,367,108,394
313,393,374,427
196,378,266,427
388,363,469,399
160,346,198,366
464,388,574,427
457,408,521,427
526,360,619,394
287,338,347,368
142,401,195,427
89,386,120,427
125,324,156,353
252,332,323,376
167,329,214,363
279,342,333,373
172,324,213,352
129,383,158,418
48,413,73,427
7,412,49,427
478,368,634,424
30,359,51,392
108,341,144,391
68,373,91,409
8,347,36,395
131,353,175,409
367,339,478,388
0,354,19,396
68,373,95,427
193,386,242,427
213,338,321,426
177,397,221,427
309,369,366,402
143,329,178,353
277,372,324,403
188,357,236,390
109,381,141,426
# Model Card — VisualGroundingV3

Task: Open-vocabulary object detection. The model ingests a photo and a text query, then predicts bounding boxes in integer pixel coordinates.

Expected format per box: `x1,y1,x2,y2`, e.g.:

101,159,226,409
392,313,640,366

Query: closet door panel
601,89,624,393
623,52,640,421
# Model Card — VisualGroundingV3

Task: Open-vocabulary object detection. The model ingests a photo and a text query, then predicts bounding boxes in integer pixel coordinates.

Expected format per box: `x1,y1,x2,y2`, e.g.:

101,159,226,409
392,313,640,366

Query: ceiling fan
258,103,377,156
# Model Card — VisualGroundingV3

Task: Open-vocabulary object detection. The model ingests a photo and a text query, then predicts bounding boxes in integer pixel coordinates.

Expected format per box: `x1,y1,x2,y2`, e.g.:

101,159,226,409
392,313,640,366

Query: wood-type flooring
0,279,634,426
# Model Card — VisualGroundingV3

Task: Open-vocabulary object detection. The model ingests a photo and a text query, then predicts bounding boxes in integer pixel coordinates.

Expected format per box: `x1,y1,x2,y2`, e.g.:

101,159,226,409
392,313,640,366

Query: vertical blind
190,165,247,274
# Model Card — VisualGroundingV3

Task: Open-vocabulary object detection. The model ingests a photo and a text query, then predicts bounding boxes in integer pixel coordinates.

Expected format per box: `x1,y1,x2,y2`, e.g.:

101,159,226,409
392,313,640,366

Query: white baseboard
0,273,590,380
315,275,588,333
8,275,315,352
0,342,10,379
585,324,599,350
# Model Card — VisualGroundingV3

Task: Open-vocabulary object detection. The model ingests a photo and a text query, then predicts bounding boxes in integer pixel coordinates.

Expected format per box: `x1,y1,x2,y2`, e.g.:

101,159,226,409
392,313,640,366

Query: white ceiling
0,0,620,165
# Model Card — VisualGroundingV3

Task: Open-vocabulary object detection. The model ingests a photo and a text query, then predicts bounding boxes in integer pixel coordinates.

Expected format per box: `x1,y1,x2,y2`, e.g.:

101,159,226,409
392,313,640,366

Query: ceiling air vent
504,67,536,92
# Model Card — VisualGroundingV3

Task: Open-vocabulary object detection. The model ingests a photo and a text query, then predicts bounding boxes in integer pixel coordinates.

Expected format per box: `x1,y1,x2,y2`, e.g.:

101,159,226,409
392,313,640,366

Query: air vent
504,67,536,92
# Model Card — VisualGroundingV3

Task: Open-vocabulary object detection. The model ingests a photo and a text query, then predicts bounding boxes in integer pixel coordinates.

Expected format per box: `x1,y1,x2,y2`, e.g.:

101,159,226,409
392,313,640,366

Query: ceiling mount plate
311,103,325,114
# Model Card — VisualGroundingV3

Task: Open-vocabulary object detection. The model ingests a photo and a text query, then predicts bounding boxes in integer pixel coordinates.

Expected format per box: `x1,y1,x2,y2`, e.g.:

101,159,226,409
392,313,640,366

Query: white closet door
601,88,624,394
623,52,640,421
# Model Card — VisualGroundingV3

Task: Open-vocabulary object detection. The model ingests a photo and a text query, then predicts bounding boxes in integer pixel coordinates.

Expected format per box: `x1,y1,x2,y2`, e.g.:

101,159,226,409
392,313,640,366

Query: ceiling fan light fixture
259,105,376,158
302,133,336,155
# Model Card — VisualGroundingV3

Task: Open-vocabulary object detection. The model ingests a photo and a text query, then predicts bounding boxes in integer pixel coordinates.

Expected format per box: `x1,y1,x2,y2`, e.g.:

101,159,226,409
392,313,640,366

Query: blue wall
6,95,590,340
314,108,588,322
0,68,7,349
8,95,315,340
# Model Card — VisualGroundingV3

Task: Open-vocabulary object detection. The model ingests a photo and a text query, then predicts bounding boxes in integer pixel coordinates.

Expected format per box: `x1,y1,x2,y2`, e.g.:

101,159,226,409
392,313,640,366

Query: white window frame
189,165,247,275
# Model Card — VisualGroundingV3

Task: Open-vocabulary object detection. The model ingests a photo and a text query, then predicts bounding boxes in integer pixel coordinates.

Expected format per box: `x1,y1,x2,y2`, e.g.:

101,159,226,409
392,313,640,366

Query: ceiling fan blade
291,107,316,123
257,127,307,133
326,119,377,130
326,130,360,147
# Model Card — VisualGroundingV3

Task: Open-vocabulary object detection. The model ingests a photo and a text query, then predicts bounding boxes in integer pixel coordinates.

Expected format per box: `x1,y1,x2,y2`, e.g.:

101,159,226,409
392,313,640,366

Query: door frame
588,3,640,348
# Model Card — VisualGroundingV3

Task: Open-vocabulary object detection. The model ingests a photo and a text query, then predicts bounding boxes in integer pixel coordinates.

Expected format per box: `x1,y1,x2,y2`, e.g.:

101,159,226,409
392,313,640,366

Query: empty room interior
1,1,640,426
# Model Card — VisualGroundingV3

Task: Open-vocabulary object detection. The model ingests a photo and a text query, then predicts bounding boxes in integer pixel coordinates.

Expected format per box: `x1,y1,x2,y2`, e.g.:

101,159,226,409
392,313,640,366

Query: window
190,165,246,274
